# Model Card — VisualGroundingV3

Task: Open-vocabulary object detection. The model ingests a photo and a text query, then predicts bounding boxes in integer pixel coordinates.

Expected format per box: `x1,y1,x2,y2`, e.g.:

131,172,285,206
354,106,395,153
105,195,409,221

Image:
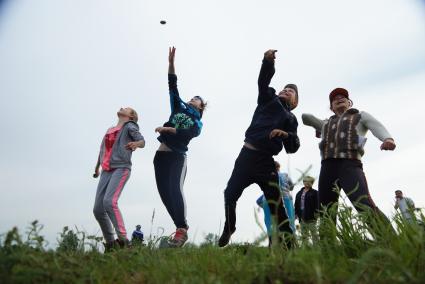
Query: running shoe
218,228,235,247
168,228,188,248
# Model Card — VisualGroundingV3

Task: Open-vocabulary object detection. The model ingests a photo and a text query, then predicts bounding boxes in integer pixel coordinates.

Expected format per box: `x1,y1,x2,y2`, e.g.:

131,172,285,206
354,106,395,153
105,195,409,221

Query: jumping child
154,47,206,248
219,49,300,248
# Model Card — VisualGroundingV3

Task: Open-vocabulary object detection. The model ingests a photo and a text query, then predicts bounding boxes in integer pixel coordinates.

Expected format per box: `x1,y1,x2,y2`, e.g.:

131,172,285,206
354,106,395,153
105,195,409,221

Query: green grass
1,207,425,284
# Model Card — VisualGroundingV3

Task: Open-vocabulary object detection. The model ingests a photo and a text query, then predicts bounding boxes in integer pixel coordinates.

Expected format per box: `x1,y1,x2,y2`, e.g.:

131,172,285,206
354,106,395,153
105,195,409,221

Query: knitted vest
319,108,361,160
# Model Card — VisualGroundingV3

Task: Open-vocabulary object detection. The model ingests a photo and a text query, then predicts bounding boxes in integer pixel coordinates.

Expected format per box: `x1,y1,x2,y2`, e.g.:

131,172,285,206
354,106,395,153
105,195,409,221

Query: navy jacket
244,58,300,156
294,188,319,222
158,74,203,154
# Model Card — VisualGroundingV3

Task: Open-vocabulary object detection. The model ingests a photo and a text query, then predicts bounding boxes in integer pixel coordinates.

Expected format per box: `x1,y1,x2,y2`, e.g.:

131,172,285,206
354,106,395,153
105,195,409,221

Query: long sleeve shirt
302,110,393,160
157,74,203,154
244,58,300,156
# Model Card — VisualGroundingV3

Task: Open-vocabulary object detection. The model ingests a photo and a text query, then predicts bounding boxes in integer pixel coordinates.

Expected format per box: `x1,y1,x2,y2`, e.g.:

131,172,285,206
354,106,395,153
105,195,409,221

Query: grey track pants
93,168,130,242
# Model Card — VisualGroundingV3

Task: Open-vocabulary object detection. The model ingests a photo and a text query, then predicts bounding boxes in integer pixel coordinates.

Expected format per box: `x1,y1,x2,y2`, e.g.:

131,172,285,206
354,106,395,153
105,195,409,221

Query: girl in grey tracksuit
93,107,145,248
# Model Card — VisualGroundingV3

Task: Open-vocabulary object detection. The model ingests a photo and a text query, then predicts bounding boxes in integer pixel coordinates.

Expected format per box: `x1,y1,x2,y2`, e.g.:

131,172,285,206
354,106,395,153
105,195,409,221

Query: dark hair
194,96,207,117
284,84,298,110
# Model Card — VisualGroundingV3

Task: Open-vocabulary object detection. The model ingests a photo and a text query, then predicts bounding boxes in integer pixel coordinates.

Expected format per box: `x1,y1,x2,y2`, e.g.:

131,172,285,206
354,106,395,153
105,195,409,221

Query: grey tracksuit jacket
98,121,145,170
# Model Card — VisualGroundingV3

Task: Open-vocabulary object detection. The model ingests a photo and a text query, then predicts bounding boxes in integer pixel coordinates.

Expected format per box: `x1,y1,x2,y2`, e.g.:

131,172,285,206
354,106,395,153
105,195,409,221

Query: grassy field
1,207,424,284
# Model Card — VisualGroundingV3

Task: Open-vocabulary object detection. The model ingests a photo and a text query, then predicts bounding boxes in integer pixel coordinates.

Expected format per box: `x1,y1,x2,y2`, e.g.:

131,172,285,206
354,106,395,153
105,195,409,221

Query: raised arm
168,47,182,111
168,46,176,75
360,111,396,150
257,49,277,104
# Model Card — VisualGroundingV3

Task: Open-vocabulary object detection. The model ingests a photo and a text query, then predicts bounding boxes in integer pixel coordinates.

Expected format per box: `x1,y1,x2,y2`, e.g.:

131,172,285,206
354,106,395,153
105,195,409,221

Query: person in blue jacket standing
219,49,300,248
256,161,295,242
154,47,207,248
131,225,144,244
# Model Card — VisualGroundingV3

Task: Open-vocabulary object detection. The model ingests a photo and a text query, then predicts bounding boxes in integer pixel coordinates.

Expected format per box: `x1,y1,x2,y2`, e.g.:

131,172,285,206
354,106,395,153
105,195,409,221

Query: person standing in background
294,176,319,244
256,161,295,241
394,190,416,223
131,225,145,244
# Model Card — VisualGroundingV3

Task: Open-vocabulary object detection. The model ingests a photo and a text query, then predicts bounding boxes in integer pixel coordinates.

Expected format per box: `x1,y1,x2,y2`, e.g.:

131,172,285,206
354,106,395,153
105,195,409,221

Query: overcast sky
0,0,424,246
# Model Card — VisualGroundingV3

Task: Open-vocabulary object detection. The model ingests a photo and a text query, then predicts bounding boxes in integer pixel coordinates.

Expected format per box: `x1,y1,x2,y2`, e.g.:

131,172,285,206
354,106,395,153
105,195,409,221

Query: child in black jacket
219,49,300,248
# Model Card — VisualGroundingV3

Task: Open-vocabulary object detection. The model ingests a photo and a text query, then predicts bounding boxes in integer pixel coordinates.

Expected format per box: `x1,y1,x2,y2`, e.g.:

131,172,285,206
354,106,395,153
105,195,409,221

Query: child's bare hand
380,138,396,151
155,127,177,134
269,129,288,139
126,141,140,151
169,46,176,64
264,49,277,61
93,168,100,178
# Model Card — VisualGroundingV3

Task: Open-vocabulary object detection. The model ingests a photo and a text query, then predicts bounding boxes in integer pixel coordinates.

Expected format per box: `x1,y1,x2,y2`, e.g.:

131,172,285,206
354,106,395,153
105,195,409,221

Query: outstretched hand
264,49,277,61
269,129,288,139
126,141,142,151
169,46,176,65
168,47,176,74
155,127,177,135
380,138,396,151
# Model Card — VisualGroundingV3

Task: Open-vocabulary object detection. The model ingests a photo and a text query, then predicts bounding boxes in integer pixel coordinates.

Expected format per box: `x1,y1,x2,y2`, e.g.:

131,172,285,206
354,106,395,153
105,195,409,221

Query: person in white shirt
394,190,416,222
302,88,396,237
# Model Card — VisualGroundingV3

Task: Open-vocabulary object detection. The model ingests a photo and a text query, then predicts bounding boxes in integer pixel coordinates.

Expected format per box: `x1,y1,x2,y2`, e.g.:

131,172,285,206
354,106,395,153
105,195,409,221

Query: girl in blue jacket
154,47,206,248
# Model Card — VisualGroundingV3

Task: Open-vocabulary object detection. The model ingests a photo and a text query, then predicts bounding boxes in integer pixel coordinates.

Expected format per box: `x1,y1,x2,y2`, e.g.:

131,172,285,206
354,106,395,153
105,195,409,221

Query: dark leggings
223,147,292,235
154,151,188,229
319,158,391,229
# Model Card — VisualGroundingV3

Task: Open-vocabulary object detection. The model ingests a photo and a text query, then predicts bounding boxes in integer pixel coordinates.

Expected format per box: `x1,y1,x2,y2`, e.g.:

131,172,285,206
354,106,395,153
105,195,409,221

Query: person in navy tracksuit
154,47,206,248
218,49,300,248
